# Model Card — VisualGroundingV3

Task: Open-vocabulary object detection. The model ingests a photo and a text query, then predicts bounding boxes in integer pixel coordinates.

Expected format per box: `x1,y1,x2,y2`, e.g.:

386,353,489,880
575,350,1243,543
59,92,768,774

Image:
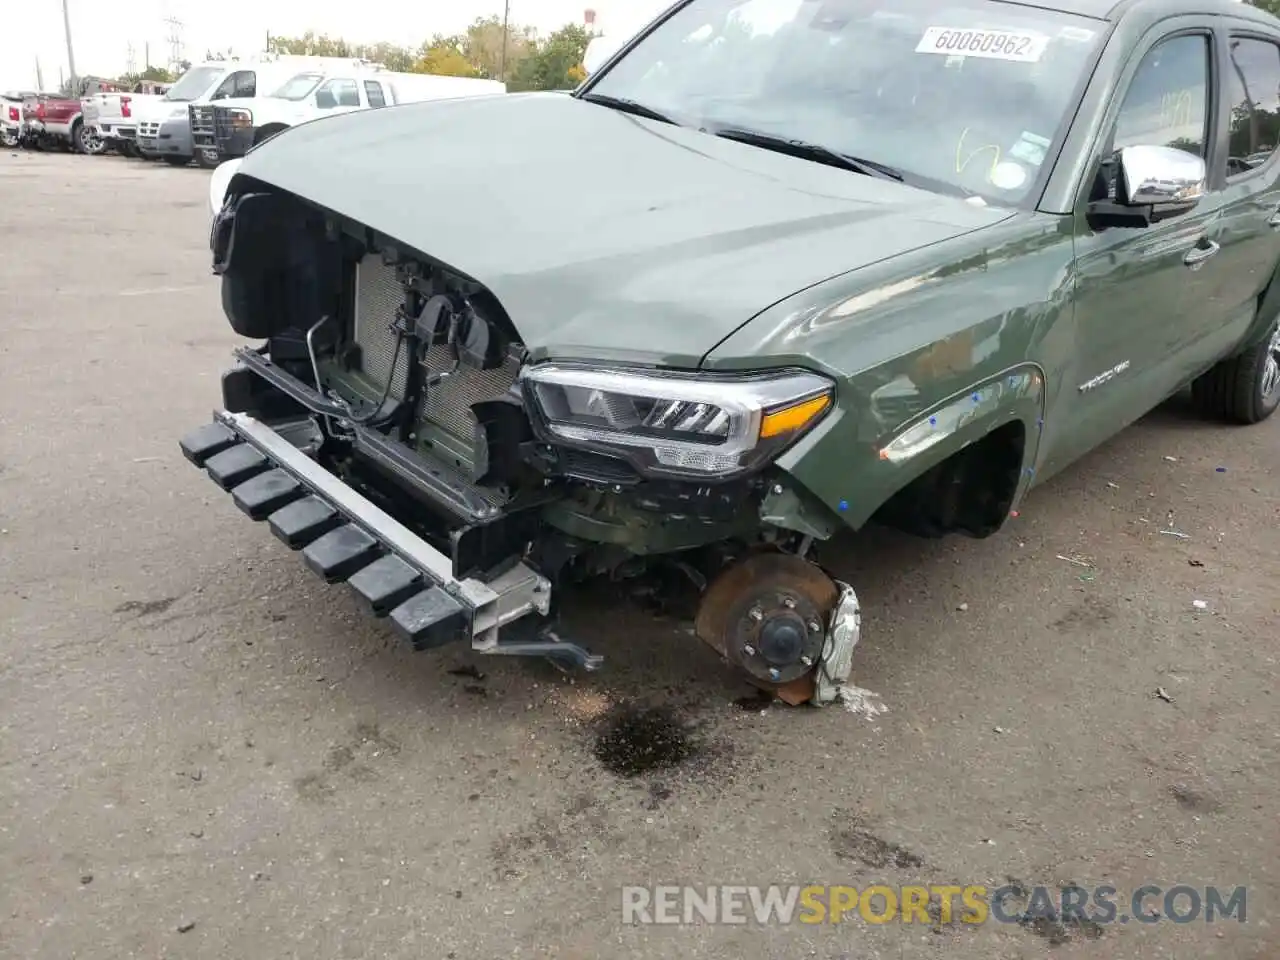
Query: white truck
81,80,170,156
2,90,36,148
207,66,506,163
136,57,372,167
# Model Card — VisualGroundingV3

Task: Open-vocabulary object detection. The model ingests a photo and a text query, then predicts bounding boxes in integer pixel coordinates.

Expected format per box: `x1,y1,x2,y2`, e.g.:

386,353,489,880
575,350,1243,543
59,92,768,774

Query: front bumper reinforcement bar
179,410,602,669
230,347,497,524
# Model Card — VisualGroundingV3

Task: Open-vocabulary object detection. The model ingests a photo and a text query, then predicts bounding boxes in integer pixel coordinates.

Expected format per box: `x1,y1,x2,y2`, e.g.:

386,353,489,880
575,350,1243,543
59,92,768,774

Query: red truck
20,77,117,152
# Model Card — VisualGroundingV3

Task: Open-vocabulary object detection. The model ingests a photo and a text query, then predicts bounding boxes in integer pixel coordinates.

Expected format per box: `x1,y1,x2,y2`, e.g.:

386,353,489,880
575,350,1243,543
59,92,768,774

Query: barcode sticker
916,26,1049,63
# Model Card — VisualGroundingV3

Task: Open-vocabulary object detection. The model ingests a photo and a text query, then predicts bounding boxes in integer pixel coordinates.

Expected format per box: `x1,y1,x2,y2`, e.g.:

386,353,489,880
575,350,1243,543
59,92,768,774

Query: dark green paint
233,0,1280,541
234,91,1008,370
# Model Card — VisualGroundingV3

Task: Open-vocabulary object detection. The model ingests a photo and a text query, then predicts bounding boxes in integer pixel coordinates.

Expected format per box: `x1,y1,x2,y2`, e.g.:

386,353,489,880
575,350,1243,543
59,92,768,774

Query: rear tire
195,149,219,169
73,121,105,155
1190,317,1280,424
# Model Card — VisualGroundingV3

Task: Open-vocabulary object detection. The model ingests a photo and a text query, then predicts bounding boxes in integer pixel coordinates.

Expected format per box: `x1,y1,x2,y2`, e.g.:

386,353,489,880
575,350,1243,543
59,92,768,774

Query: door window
316,78,360,108
364,81,386,107
1113,34,1210,157
210,71,256,101
209,74,235,100
232,71,256,98
1088,34,1210,203
1224,36,1280,178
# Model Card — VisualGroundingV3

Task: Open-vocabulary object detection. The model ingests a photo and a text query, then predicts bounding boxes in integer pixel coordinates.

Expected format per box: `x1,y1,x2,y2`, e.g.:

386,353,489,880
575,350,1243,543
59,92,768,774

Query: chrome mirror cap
1119,145,1207,207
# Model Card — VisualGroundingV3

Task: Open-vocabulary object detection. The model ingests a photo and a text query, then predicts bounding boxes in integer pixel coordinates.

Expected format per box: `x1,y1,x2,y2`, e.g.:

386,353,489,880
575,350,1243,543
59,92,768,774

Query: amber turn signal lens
759,393,831,439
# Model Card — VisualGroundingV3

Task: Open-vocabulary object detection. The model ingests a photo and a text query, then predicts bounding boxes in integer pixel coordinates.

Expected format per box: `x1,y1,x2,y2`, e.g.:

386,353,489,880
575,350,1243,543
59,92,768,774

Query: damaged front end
184,181,860,703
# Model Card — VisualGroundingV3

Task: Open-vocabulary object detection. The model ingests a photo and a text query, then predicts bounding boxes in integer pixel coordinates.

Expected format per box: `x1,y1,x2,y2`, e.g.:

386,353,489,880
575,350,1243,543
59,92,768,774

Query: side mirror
1118,144,1206,207
1087,144,1206,228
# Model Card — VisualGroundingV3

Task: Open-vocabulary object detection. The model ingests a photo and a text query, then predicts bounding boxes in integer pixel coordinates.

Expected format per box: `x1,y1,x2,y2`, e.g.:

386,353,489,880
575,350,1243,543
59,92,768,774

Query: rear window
1225,35,1280,177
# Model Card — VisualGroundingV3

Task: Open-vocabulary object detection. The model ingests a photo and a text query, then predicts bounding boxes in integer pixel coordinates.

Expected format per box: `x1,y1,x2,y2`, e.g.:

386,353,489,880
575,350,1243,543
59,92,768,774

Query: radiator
352,257,522,444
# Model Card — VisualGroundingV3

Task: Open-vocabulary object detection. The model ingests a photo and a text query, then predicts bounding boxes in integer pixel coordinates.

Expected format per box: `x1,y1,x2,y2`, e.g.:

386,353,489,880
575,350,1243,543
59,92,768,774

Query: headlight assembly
521,364,834,480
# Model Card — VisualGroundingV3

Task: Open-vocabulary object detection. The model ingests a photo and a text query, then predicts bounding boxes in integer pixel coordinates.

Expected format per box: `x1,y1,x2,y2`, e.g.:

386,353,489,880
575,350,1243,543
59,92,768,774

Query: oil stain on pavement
592,702,698,778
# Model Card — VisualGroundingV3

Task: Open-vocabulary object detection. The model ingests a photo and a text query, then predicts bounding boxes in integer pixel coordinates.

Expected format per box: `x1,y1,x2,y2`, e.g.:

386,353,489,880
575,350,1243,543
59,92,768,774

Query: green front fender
775,363,1046,532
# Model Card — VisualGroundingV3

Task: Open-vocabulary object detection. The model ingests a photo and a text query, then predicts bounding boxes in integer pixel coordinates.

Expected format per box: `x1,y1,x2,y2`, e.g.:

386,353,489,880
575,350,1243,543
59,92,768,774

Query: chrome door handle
1183,241,1220,269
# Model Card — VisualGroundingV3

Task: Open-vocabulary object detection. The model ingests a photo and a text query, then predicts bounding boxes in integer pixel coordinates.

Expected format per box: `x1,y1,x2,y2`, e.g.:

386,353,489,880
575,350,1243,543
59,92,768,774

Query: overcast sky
4,0,668,92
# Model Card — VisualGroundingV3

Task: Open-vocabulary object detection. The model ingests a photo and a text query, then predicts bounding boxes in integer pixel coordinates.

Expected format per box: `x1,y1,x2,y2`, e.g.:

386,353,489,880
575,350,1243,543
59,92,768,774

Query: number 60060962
933,30,1032,56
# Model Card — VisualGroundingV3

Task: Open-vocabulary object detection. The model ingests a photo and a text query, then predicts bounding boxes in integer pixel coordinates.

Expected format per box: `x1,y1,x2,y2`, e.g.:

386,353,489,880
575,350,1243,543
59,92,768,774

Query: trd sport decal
1078,359,1131,393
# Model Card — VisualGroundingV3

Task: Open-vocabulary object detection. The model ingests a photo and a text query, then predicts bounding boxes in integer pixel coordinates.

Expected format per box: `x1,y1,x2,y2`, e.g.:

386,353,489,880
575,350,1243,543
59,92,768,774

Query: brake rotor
694,551,840,705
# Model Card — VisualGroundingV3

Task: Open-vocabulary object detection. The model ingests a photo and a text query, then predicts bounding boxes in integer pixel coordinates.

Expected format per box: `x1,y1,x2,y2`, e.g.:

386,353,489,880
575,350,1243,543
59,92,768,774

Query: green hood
238,92,1013,366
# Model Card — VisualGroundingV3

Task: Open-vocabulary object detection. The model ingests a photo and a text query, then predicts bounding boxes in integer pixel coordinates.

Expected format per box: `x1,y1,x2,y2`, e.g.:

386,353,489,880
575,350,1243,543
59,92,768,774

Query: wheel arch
778,363,1047,536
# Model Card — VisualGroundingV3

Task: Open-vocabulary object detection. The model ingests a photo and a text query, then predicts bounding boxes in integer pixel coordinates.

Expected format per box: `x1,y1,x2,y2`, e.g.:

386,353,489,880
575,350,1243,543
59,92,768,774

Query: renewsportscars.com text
621,884,1247,926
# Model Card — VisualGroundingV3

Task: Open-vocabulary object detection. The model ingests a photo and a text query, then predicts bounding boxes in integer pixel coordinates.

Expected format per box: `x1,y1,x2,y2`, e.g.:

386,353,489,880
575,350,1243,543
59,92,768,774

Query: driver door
1047,22,1229,473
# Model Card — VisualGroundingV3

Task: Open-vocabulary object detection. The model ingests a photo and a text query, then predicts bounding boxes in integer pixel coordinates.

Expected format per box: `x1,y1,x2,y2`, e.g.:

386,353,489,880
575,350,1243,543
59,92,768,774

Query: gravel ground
1,150,1277,960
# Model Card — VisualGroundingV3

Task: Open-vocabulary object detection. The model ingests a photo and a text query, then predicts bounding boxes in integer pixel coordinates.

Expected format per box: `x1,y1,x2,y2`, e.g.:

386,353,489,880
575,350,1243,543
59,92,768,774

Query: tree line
102,2,1280,96
94,16,591,94
264,18,591,91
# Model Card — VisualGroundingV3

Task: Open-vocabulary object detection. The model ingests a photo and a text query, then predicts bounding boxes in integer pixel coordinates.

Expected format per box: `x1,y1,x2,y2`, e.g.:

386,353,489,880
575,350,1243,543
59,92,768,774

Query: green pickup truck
185,0,1280,706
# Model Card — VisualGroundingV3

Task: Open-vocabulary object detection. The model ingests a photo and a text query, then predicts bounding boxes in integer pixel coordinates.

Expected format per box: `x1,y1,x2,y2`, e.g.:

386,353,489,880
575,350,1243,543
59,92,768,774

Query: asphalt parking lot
1,149,1277,959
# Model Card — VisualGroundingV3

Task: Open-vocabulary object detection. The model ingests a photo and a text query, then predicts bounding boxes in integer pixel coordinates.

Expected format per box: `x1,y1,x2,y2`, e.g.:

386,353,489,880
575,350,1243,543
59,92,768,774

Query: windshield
584,0,1104,203
271,73,325,100
165,66,223,102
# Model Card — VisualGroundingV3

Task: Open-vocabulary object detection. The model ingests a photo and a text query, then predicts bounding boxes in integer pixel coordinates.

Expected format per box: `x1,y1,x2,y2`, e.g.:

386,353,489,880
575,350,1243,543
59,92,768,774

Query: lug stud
769,668,781,681
808,620,821,633
801,656,813,667
749,608,763,621
782,596,796,609
743,644,756,656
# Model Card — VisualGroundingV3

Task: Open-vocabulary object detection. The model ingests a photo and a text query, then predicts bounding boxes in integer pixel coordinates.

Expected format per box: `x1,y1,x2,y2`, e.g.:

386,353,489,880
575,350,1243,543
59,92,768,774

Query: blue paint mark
1024,466,1036,477
929,416,937,426
972,392,981,403
1215,466,1227,473
838,499,849,512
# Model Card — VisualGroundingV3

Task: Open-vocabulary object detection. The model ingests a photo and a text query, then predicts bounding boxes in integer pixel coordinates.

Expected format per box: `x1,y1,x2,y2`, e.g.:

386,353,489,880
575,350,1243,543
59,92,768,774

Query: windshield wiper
578,93,677,125
707,126,904,182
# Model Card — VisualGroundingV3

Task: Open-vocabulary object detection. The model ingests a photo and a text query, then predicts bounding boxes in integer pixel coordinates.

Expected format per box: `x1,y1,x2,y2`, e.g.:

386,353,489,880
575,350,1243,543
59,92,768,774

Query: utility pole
162,14,185,72
36,57,45,91
499,0,510,81
60,0,78,93
145,42,150,69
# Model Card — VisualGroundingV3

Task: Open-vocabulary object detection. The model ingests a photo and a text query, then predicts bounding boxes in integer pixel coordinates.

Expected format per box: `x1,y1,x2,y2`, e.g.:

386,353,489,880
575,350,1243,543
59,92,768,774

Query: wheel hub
732,592,826,683
693,551,839,691
759,612,807,665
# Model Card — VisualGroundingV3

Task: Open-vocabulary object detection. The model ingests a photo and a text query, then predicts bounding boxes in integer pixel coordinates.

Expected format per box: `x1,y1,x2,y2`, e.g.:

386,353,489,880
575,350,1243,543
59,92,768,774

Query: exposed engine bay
190,183,860,705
